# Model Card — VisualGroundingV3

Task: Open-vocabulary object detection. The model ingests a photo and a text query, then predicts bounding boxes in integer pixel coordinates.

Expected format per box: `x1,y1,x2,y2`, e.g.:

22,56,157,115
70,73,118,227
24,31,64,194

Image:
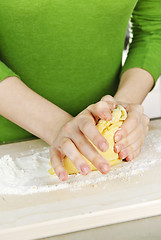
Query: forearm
0,77,73,145
114,68,154,104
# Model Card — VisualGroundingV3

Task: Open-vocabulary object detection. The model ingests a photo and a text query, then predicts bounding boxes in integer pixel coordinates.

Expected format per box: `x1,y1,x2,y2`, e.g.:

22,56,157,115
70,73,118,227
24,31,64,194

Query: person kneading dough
49,105,127,175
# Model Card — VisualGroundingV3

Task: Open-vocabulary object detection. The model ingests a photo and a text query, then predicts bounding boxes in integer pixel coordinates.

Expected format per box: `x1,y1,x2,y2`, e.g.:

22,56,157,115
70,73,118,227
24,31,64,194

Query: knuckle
101,95,113,102
95,101,104,110
76,140,85,149
86,104,95,112
77,112,91,125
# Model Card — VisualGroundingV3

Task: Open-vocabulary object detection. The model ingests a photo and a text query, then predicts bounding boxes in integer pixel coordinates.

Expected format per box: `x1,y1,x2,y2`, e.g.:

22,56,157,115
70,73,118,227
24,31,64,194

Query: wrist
0,76,73,145
114,68,154,104
114,91,136,104
47,110,73,146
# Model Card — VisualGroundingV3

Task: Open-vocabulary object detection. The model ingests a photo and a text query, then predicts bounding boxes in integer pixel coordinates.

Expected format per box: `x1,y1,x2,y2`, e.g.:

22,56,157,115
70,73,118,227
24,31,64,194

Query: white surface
142,77,161,119
0,120,161,240
0,122,161,195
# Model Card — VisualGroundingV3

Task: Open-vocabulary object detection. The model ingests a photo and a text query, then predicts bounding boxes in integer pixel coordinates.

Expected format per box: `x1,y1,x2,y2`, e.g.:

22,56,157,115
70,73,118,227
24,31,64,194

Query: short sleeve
121,0,161,83
0,61,20,82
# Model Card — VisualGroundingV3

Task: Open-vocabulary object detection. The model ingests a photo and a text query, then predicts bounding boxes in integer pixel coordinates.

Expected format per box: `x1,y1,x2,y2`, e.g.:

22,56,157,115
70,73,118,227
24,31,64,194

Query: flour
0,127,161,195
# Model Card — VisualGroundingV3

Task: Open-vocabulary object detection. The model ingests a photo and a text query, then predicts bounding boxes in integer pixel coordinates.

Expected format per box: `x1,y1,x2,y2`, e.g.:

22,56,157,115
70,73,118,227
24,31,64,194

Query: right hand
50,96,116,181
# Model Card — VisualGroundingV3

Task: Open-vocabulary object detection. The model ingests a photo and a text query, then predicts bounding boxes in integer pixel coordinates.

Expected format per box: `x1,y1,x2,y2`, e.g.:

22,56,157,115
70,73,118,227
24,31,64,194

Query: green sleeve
121,0,161,83
0,61,20,82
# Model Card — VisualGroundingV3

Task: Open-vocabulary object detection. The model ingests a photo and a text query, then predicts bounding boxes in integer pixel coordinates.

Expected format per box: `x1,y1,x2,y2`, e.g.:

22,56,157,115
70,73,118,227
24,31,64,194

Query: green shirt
0,0,161,144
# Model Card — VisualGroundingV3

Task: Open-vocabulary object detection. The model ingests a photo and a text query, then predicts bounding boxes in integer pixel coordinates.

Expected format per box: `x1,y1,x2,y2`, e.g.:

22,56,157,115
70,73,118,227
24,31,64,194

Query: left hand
114,103,149,161
101,95,149,161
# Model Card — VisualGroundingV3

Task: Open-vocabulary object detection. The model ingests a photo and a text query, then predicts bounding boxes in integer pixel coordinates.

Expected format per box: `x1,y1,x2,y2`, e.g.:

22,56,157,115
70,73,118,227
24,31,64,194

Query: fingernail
99,163,110,174
80,165,90,175
119,150,127,160
115,134,121,142
99,142,108,152
126,157,131,162
59,172,65,181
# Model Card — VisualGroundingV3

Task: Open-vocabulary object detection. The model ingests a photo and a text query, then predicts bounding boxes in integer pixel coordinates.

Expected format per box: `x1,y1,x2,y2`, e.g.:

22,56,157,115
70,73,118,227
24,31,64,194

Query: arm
116,0,161,104
113,68,152,162
113,68,151,161
0,77,116,181
120,0,161,86
0,76,73,145
114,67,154,104
112,0,161,161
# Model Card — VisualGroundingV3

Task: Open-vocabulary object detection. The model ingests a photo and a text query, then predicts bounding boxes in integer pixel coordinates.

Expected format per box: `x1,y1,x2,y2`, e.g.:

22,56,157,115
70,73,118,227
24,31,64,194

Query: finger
125,148,141,162
101,95,116,109
114,112,141,142
50,147,68,181
114,101,130,113
115,104,144,142
87,101,113,121
60,137,91,175
143,114,150,126
71,129,111,174
115,112,149,145
114,125,145,153
118,139,142,160
77,112,109,152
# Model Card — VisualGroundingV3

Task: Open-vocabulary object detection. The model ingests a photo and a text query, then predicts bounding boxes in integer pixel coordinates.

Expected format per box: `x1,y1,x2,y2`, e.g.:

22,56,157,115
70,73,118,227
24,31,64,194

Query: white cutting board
0,120,161,240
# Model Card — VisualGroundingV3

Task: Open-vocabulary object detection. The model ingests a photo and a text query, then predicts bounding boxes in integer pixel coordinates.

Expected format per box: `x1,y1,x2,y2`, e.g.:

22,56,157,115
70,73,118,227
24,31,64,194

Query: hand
114,103,149,161
50,95,116,181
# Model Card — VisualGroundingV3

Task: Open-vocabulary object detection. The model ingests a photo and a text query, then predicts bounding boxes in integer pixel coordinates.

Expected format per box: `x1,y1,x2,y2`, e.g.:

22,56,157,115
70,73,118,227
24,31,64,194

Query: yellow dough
49,105,127,175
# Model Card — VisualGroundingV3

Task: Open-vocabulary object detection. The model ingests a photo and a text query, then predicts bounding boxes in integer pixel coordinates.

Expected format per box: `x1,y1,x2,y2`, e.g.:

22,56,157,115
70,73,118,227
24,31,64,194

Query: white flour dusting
0,126,161,195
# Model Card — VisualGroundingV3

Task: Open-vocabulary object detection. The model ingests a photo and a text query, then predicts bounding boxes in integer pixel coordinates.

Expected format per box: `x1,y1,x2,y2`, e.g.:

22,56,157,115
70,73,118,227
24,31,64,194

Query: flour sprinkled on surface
0,126,161,195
